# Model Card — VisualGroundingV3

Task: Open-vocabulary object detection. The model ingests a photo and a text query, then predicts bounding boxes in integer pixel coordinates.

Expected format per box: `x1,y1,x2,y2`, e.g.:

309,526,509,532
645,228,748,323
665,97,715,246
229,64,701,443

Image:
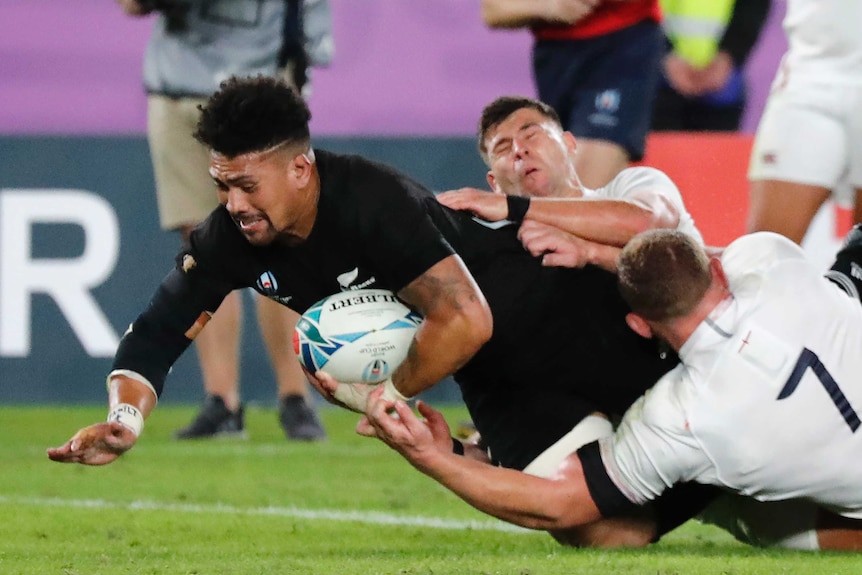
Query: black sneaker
840,223,862,251
279,395,327,441
174,395,246,440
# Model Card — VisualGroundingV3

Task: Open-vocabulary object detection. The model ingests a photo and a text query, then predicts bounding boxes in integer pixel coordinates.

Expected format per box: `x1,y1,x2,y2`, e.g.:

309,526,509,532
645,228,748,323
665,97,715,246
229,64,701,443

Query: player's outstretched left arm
360,387,603,531
47,375,157,466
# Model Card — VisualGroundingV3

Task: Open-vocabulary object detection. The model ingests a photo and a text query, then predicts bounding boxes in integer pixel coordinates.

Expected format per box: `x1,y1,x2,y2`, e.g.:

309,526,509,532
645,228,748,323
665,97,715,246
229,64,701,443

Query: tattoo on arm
401,266,478,317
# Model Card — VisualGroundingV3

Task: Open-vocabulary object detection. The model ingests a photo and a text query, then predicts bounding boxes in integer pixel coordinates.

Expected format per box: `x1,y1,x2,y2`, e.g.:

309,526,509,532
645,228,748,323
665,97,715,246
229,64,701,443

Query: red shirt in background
533,0,661,40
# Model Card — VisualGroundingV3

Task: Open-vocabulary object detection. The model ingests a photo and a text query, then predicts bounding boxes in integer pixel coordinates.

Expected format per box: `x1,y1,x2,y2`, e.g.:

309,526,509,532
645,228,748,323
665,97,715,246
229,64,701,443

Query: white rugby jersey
585,167,703,244
600,233,862,519
782,0,862,81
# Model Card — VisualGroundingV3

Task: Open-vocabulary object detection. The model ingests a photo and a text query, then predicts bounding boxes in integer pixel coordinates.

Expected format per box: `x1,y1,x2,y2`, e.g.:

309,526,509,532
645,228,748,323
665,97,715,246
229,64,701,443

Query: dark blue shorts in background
533,20,662,161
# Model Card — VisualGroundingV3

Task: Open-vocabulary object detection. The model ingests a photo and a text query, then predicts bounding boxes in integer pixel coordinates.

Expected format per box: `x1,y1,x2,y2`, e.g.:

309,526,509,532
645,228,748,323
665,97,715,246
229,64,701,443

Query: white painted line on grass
0,495,529,533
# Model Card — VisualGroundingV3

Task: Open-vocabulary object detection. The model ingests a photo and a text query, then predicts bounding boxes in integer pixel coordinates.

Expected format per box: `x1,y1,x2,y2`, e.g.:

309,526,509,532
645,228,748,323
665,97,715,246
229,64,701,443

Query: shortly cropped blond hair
618,230,711,322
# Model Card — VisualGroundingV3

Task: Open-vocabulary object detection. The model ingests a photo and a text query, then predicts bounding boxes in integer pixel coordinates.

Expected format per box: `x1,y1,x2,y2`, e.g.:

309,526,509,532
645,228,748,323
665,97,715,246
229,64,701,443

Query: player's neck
673,287,733,351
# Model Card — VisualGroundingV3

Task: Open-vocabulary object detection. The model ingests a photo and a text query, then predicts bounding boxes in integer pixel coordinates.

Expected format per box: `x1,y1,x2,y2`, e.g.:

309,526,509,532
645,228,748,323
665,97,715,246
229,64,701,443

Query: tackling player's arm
440,167,683,247
392,254,493,398
360,390,643,531
516,190,680,248
438,188,679,248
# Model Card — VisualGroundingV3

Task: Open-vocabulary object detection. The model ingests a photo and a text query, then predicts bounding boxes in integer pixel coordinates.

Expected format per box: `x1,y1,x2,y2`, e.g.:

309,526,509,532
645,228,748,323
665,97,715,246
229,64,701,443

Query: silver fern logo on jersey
337,267,376,290
337,268,359,289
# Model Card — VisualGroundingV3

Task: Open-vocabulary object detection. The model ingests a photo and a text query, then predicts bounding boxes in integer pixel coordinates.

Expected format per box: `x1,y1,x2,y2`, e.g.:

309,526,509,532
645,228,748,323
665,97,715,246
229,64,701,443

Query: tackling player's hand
357,388,454,468
436,188,509,222
518,221,596,268
46,422,137,466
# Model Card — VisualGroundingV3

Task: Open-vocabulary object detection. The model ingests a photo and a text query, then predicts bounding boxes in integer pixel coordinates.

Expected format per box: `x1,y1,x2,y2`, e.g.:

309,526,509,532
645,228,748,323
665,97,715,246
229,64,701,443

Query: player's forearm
527,197,679,247
108,374,158,418
392,302,492,397
111,268,230,396
394,256,493,397
584,242,623,272
414,449,601,530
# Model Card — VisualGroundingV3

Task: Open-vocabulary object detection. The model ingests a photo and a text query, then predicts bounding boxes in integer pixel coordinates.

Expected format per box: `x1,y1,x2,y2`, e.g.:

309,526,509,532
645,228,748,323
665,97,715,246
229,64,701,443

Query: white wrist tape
331,383,373,413
381,379,413,403
107,403,144,437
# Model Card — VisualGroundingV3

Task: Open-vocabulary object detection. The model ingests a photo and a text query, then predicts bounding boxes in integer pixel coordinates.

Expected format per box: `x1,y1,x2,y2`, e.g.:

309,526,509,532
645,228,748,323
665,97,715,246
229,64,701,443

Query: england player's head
195,75,318,247
478,96,583,199
618,229,731,351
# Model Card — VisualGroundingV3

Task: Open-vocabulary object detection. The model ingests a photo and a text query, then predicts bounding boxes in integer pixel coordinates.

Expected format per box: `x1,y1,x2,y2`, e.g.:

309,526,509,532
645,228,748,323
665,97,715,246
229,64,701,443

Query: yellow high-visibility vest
660,0,735,68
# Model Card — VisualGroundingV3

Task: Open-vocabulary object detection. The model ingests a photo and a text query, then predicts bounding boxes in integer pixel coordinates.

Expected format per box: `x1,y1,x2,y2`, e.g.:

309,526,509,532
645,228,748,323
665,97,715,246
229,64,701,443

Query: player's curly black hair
477,96,562,160
194,75,311,158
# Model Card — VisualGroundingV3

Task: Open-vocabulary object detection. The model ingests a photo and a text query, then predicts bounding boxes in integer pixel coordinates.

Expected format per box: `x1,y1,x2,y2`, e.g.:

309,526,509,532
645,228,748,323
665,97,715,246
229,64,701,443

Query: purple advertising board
1,0,787,136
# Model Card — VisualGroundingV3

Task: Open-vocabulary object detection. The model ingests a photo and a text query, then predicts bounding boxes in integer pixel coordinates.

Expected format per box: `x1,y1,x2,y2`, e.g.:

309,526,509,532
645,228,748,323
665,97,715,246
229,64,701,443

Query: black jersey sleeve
719,0,770,67
351,160,456,291
111,210,245,396
111,266,234,397
578,441,720,539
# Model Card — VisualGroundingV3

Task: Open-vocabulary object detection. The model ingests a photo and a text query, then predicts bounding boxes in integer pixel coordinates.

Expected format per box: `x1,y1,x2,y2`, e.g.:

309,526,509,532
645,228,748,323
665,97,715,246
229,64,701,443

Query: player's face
483,108,579,198
210,148,317,246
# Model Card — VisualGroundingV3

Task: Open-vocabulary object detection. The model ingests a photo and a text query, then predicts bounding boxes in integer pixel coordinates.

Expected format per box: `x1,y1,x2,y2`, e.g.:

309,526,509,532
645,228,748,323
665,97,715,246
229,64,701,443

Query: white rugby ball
293,289,422,383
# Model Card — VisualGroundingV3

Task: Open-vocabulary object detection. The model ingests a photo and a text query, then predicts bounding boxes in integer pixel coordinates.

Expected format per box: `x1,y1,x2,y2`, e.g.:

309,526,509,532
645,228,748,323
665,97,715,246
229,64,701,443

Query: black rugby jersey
184,150,457,313
425,207,677,470
113,148,677,470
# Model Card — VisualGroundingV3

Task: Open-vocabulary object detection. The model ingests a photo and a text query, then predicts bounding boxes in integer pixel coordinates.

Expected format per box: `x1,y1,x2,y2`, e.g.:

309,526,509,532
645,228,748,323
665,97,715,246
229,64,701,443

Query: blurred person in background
116,0,333,441
747,0,862,244
481,0,663,189
651,0,771,132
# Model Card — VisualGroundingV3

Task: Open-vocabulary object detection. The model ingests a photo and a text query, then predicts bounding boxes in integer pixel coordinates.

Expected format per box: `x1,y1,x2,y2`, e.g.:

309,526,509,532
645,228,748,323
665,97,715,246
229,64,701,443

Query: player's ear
710,257,729,290
486,171,503,194
563,131,577,155
625,312,653,339
291,152,314,186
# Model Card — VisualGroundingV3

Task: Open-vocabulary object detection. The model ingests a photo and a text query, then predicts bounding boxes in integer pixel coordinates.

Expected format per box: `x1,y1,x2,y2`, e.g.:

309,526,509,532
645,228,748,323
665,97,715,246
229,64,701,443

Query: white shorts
522,415,613,478
749,73,862,193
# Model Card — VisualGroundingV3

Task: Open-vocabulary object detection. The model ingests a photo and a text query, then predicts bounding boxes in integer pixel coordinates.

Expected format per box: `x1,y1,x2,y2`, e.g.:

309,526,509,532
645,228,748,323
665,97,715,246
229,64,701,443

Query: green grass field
2,404,859,574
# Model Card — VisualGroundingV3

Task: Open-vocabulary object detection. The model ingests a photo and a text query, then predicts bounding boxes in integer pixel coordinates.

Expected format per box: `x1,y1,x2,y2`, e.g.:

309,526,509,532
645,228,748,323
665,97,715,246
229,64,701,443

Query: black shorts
579,441,721,540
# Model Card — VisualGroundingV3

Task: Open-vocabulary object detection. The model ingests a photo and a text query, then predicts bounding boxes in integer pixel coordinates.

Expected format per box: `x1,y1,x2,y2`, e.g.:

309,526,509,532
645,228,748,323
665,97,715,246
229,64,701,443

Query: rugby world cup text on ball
327,292,399,310
360,345,397,355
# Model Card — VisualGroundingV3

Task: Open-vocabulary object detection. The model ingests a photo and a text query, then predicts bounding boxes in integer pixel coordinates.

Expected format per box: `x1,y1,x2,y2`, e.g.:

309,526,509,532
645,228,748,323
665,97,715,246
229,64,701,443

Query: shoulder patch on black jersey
181,254,196,273
470,216,518,230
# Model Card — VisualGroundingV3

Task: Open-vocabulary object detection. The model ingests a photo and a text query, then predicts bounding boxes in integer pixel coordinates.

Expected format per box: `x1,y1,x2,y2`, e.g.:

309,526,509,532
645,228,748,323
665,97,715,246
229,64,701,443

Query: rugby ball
293,289,423,383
